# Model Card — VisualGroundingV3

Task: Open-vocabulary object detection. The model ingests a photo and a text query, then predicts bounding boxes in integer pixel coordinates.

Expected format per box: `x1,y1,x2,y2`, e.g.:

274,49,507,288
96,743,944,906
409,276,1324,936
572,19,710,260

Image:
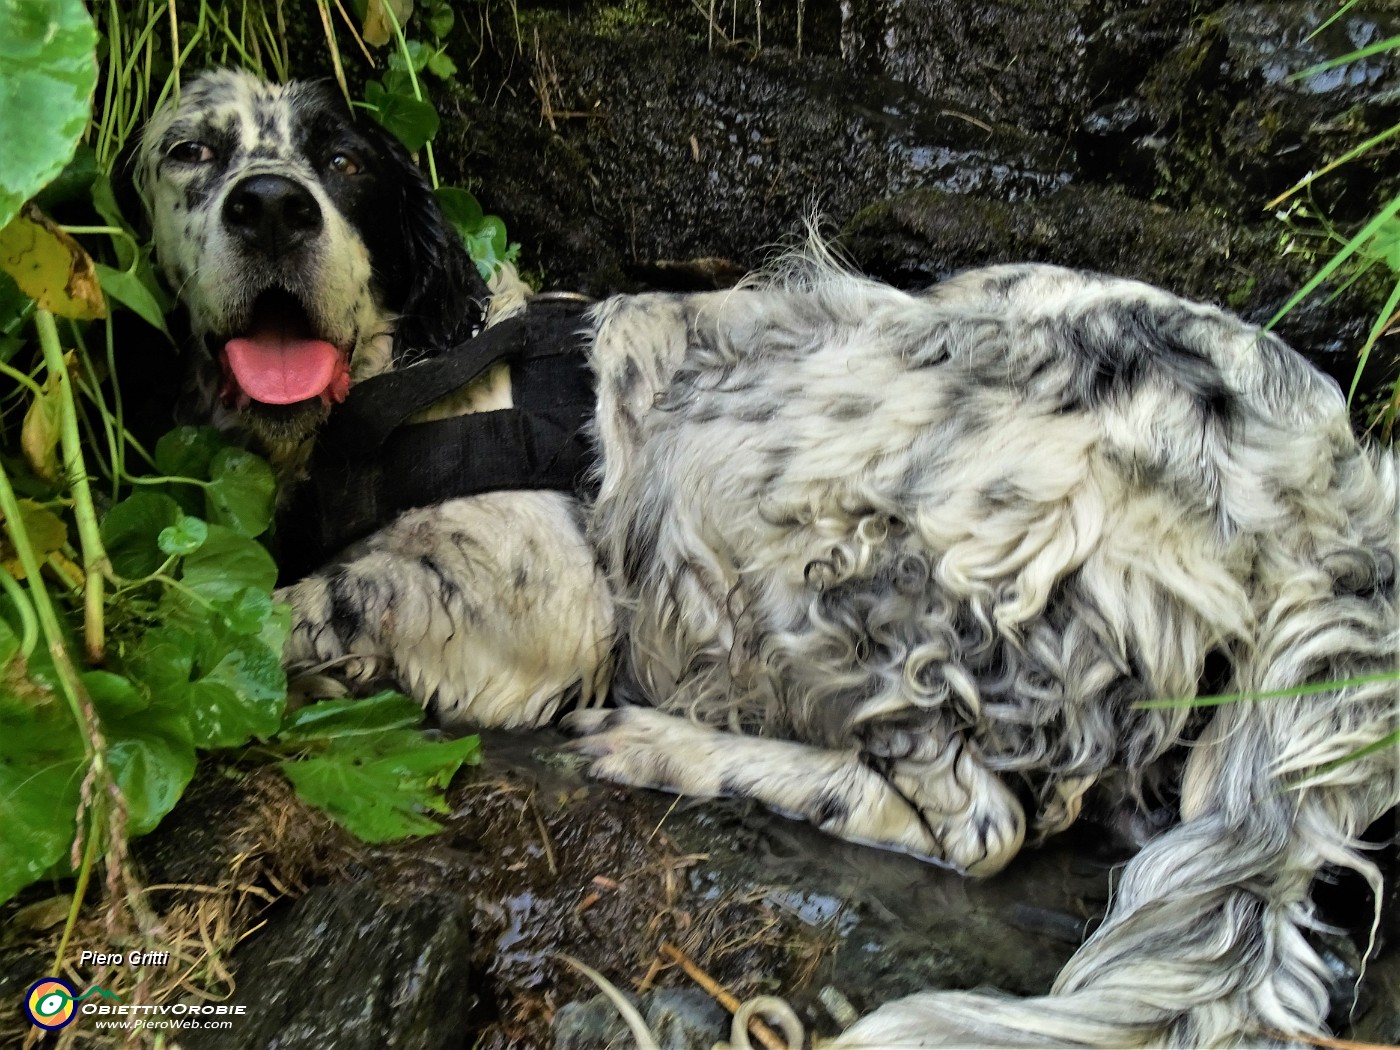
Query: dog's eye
168,140,215,164
328,152,362,176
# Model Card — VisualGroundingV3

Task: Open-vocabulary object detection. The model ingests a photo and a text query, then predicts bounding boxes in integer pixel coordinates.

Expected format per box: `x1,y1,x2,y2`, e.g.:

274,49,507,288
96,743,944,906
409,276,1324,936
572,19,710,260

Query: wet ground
183,730,1116,1049
1,725,1394,1049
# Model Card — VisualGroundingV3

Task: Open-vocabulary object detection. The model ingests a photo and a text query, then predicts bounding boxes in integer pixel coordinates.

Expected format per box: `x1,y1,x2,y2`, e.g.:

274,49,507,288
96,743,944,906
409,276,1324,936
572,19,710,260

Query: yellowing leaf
0,499,69,580
0,203,104,320
19,353,77,482
362,0,414,47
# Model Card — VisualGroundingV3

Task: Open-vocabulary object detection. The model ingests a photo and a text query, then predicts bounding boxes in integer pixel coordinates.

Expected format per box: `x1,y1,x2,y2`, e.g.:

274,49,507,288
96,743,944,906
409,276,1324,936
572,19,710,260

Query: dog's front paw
562,706,713,795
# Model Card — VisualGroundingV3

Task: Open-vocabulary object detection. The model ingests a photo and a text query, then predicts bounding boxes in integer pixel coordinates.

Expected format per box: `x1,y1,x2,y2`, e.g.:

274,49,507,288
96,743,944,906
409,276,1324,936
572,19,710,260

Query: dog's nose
222,174,323,252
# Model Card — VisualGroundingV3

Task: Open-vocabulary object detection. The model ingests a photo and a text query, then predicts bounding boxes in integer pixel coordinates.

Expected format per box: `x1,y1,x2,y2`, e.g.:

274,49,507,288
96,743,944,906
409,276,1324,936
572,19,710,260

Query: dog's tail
834,449,1399,1048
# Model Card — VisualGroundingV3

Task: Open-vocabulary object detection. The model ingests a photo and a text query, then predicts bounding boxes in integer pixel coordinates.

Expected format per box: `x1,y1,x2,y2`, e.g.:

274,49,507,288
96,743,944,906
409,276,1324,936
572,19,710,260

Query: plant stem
54,796,104,973
382,1,441,189
0,462,93,746
34,310,109,663
0,565,39,658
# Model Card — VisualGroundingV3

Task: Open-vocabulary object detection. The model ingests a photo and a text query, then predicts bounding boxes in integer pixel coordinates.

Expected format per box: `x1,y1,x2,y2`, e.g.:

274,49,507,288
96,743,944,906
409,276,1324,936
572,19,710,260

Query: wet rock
435,0,1396,409
644,989,728,1048
552,994,632,1048
836,0,1114,135
1110,2,1400,212
1349,948,1400,1045
440,20,1069,294
552,988,727,1049
182,881,475,1050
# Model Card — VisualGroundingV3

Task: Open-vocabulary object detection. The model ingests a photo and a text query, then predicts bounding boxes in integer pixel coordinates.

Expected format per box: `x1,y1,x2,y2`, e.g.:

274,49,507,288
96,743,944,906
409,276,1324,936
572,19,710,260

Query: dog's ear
355,117,492,357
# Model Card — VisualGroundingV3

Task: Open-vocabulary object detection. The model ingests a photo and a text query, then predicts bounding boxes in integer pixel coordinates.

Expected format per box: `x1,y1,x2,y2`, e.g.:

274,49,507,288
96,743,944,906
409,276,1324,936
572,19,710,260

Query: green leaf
434,186,483,233
101,704,196,836
178,523,277,604
157,514,207,557
81,669,146,717
277,692,423,744
0,695,86,905
100,491,181,578
0,267,32,342
0,614,19,671
204,447,275,538
34,143,97,212
426,50,457,80
212,586,274,637
1363,215,1400,272
89,172,136,269
257,597,292,658
387,39,431,73
183,635,285,748
465,215,509,278
364,81,439,152
426,1,454,39
434,188,512,279
154,426,225,516
126,619,285,750
0,0,99,229
155,426,226,479
95,262,171,337
86,671,196,837
281,729,480,842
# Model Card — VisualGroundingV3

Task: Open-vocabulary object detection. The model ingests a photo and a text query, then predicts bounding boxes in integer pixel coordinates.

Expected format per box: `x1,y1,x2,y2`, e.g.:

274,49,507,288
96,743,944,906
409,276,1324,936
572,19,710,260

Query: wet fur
143,71,1399,1048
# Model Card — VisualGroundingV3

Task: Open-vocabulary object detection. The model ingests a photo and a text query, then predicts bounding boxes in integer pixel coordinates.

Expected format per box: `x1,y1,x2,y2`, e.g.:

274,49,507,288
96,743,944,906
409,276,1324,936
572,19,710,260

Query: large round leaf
0,0,98,229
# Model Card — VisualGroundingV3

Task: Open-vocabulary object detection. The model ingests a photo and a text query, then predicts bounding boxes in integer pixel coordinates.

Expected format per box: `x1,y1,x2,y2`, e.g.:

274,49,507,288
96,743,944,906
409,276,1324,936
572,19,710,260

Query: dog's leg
279,491,615,728
565,706,1025,876
831,579,1399,1048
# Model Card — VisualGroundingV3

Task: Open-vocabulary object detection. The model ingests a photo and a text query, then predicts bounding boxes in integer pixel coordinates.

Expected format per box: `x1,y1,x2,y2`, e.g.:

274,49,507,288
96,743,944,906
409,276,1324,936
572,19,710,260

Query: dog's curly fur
139,70,1399,1048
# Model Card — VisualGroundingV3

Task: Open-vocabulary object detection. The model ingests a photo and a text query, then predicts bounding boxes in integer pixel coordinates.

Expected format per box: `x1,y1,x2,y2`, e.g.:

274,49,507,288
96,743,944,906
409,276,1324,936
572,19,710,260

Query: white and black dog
137,70,1398,1048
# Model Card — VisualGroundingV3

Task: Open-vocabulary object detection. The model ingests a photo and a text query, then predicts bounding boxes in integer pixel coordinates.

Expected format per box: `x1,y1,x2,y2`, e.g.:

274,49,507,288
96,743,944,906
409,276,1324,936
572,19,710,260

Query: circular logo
24,978,77,1030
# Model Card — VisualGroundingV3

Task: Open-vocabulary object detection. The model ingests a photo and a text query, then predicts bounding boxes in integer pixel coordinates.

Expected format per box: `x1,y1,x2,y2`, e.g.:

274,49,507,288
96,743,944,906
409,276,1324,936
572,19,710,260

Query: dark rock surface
183,882,476,1050
435,0,1398,407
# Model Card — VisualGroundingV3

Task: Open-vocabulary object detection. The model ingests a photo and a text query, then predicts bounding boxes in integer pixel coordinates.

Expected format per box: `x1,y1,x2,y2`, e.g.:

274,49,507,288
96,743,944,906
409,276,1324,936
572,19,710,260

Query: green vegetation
1269,2,1400,433
0,0,501,969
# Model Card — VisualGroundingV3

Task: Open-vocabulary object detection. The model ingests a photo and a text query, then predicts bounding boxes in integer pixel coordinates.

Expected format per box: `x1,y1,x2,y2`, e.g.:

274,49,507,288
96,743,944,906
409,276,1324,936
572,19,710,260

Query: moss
590,0,672,36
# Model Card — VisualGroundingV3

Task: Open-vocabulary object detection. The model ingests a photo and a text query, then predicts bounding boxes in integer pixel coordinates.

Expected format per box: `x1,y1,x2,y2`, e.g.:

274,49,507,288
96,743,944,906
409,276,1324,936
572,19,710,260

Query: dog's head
136,69,488,460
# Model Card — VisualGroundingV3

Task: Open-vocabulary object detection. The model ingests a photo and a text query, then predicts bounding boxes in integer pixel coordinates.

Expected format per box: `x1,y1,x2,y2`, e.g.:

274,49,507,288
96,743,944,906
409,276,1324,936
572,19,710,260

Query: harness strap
320,298,591,457
275,299,596,578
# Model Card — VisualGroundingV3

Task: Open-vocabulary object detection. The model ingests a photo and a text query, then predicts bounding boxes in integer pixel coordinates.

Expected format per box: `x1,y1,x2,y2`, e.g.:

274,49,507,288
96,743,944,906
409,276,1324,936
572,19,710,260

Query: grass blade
1266,194,1400,331
1134,670,1400,710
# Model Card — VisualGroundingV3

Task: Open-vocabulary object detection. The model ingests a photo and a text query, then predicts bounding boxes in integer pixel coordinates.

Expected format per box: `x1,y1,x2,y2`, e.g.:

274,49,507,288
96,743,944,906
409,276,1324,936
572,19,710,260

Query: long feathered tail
833,450,1400,1048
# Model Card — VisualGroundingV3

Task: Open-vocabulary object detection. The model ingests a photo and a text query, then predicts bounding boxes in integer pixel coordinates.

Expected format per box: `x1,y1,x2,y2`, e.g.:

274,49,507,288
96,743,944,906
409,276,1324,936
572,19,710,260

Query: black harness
276,297,597,579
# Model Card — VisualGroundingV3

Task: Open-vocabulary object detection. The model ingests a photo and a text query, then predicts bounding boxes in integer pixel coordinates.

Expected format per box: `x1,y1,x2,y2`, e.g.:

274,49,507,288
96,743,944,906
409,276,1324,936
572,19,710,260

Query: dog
137,70,1398,1047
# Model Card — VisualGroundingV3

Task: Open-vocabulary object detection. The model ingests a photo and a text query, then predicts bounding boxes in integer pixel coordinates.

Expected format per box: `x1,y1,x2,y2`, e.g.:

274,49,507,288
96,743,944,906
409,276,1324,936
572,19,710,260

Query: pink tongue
224,333,342,405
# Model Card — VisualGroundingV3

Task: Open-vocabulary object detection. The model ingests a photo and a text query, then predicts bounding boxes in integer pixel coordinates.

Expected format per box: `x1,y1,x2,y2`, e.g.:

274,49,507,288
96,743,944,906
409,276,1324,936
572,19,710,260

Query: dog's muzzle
222,173,323,256
215,175,350,409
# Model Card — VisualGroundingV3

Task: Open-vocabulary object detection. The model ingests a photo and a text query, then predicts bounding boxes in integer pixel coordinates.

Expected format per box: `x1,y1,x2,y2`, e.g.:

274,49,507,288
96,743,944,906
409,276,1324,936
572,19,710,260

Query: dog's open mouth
218,288,351,410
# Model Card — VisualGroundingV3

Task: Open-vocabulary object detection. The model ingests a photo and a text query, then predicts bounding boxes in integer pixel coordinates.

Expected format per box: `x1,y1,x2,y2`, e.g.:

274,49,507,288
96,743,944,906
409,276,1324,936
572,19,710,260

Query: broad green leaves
101,491,181,578
436,188,518,281
364,79,439,152
204,448,276,537
3,420,481,907
0,0,98,229
0,695,86,903
279,694,481,841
